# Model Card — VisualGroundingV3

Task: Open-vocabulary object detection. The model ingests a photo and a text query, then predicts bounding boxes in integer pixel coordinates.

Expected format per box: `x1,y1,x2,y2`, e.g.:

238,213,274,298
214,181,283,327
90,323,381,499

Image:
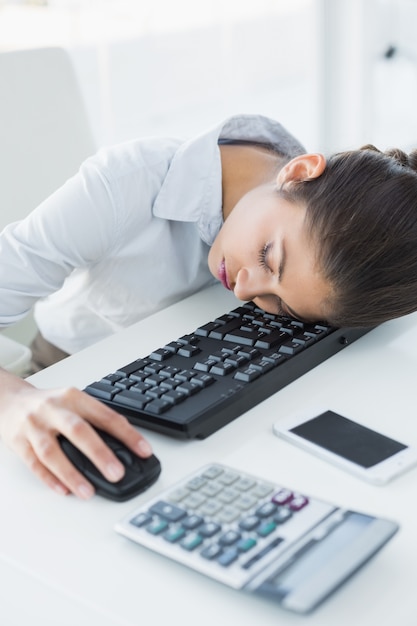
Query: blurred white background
1,0,417,354
2,0,417,153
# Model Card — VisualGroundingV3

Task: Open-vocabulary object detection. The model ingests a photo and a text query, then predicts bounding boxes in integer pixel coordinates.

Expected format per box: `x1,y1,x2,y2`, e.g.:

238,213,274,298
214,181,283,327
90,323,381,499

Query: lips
218,259,232,291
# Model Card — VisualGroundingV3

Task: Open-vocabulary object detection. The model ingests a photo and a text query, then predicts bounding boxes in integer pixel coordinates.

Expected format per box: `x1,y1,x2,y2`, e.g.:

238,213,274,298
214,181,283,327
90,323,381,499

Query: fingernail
53,483,69,496
77,483,94,499
107,462,124,481
137,440,152,457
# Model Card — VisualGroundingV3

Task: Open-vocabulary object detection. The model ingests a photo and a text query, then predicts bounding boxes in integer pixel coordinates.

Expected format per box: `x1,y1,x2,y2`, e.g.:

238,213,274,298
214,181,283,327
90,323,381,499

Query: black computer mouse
58,428,161,502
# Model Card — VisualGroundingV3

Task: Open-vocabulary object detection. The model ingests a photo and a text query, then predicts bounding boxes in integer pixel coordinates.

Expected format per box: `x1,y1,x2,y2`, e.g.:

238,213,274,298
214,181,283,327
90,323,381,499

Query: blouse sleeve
0,156,120,326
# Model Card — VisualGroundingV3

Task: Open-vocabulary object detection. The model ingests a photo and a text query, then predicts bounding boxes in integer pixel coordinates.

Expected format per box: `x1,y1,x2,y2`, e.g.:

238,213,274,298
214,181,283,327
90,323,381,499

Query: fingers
57,388,154,458
4,385,154,499
27,416,118,498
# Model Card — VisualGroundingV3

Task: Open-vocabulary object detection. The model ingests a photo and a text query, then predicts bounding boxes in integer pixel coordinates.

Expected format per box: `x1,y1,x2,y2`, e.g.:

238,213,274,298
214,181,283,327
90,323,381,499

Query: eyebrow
277,239,286,283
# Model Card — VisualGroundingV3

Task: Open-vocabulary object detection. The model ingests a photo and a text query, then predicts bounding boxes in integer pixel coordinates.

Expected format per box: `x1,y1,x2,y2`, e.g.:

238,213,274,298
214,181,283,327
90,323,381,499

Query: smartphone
273,408,417,485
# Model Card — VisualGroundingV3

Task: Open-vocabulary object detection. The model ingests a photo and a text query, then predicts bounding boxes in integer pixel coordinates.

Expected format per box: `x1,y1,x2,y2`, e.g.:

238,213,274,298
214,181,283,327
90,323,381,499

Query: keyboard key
279,340,305,356
178,344,200,357
224,330,257,346
84,381,120,401
114,389,148,409
146,398,172,414
162,390,186,405
209,362,236,376
115,359,150,376
176,381,200,396
234,367,261,382
149,348,173,361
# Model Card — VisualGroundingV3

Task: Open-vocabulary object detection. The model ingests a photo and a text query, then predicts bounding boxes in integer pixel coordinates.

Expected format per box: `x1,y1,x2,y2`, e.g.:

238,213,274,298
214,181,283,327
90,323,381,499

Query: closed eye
258,242,272,272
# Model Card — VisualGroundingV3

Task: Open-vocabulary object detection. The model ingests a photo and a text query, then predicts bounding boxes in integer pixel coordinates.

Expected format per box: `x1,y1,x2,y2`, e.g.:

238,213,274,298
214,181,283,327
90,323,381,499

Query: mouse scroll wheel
115,448,134,467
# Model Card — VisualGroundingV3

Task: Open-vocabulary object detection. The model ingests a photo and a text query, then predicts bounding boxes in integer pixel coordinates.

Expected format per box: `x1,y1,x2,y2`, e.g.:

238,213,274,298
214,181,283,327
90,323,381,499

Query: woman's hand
0,369,153,499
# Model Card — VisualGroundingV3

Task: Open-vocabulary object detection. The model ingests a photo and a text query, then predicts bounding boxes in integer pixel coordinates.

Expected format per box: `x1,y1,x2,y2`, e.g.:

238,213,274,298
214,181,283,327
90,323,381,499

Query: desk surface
2,284,417,625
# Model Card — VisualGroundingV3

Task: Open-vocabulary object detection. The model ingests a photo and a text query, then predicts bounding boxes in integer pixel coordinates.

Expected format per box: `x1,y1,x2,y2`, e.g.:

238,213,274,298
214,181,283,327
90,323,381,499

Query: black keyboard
85,302,371,439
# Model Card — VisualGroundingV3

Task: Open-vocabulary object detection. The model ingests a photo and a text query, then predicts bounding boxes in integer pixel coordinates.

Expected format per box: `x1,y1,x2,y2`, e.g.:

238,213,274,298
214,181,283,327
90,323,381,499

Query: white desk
2,283,417,625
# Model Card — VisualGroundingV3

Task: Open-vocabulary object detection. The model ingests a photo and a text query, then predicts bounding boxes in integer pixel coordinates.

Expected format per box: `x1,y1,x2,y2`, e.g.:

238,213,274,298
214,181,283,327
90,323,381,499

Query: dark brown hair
285,146,417,327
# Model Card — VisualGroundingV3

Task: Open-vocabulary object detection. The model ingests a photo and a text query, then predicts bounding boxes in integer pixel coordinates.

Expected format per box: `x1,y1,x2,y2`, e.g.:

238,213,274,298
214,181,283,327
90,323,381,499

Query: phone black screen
290,411,406,468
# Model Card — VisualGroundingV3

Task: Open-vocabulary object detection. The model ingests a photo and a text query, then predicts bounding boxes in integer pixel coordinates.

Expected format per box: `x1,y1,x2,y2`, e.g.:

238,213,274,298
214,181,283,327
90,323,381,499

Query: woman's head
285,146,417,327
208,152,332,322
209,144,417,328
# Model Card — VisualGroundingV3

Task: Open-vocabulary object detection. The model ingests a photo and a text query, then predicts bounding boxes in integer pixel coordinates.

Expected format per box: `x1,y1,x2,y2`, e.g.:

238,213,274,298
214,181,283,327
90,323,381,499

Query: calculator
115,463,399,614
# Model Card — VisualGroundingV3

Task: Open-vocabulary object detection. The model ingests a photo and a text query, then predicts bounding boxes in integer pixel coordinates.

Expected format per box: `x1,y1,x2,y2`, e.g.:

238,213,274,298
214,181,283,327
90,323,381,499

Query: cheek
252,295,281,315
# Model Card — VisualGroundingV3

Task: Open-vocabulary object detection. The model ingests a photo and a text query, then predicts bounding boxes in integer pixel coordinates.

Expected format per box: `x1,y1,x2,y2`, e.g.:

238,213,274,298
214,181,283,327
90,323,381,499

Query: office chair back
0,47,96,368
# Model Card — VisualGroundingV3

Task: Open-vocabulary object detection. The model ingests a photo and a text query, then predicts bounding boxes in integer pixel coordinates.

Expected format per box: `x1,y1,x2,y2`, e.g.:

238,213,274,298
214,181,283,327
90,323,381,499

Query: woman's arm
0,368,153,498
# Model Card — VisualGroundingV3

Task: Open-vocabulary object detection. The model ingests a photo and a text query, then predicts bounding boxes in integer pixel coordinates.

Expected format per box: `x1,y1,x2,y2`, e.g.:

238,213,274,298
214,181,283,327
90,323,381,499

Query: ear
276,153,326,187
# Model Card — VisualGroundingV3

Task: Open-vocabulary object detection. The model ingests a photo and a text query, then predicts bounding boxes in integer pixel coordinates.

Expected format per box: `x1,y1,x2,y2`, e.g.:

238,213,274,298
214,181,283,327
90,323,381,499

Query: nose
233,267,269,302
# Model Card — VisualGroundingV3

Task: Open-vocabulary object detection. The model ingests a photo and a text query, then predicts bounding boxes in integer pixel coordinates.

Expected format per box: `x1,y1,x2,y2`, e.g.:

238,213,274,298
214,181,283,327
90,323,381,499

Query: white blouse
0,114,305,354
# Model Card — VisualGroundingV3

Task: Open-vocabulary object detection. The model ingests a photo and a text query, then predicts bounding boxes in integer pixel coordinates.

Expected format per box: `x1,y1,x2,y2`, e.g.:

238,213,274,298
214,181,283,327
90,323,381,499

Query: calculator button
199,522,222,537
146,519,169,535
257,521,277,537
272,489,293,505
217,487,239,504
219,530,241,546
289,495,309,511
218,471,239,486
255,502,277,518
218,548,239,567
238,515,260,532
202,466,223,480
130,512,152,528
235,477,256,491
163,527,186,543
149,501,187,522
235,494,258,510
183,493,206,509
186,476,207,490
237,537,257,553
180,533,204,551
168,487,190,503
201,482,223,497
252,483,274,498
182,514,204,530
216,506,241,523
201,544,223,560
200,500,223,516
274,508,293,524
